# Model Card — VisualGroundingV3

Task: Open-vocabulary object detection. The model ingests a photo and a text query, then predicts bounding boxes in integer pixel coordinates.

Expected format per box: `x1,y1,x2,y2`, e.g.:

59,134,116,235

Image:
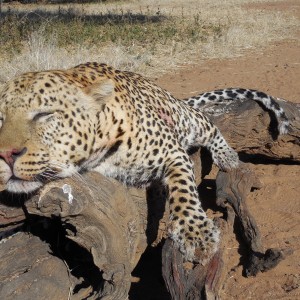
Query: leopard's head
0,63,115,193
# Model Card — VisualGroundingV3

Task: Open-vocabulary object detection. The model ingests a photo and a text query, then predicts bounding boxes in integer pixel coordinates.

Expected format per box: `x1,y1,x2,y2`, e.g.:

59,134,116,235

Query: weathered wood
0,192,26,242
216,165,264,253
215,165,285,276
205,99,300,161
0,232,73,300
24,172,148,299
161,239,207,300
161,218,231,300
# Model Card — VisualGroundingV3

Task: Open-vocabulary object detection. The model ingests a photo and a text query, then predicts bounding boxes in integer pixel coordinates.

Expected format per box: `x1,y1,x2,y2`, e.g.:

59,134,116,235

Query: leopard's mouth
9,174,27,181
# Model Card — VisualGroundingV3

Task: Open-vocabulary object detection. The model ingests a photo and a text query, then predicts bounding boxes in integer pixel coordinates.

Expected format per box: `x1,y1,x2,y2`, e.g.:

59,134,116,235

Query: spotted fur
184,88,289,135
0,62,240,263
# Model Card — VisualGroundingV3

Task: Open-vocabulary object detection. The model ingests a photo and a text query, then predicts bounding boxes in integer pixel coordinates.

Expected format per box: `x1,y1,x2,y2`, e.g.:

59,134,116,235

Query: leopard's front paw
169,215,220,264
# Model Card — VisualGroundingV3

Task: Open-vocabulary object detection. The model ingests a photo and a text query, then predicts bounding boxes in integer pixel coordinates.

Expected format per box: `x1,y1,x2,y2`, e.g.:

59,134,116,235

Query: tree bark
26,172,149,299
207,98,300,161
0,98,299,299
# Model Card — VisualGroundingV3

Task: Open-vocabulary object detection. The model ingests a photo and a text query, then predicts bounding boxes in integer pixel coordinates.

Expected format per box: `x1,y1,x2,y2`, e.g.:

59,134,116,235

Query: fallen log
26,172,148,299
205,98,300,161
0,97,299,299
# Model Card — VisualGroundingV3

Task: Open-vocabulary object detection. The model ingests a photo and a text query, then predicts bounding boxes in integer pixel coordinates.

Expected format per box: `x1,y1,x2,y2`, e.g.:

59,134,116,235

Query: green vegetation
0,7,223,58
0,1,298,84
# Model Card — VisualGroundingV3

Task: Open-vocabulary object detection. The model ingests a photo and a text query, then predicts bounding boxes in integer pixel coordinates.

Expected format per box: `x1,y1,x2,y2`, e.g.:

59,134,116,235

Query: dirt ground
154,24,300,300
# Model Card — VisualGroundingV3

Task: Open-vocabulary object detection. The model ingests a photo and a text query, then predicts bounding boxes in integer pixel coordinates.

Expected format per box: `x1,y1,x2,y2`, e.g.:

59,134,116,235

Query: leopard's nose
0,147,27,167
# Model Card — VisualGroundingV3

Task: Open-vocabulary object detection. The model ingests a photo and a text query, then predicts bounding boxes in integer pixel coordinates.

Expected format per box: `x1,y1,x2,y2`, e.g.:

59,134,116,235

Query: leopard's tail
184,88,289,135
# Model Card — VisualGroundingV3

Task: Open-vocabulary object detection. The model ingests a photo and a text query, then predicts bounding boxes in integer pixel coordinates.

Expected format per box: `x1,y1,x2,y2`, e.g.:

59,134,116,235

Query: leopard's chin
6,178,43,194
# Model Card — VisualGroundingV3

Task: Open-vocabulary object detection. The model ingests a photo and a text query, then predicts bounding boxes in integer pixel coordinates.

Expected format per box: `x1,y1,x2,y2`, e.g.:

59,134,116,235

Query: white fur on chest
93,161,155,187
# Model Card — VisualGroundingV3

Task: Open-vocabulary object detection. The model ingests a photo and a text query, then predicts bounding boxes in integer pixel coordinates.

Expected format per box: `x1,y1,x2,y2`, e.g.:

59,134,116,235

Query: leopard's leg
205,127,239,171
190,111,239,171
163,148,219,264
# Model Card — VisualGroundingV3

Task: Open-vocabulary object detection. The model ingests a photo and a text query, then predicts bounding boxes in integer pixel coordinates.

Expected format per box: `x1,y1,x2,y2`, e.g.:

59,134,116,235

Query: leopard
184,88,289,135
0,62,289,263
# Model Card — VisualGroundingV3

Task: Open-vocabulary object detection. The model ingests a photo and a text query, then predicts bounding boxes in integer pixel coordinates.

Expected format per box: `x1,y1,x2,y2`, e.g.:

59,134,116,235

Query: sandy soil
154,25,300,300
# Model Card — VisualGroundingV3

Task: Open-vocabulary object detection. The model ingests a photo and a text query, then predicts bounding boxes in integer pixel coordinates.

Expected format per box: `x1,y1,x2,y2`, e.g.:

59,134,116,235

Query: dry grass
0,0,298,86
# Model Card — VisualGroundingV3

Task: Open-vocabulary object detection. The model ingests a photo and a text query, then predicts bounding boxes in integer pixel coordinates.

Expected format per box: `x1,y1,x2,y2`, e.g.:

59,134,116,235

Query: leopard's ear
84,78,115,109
